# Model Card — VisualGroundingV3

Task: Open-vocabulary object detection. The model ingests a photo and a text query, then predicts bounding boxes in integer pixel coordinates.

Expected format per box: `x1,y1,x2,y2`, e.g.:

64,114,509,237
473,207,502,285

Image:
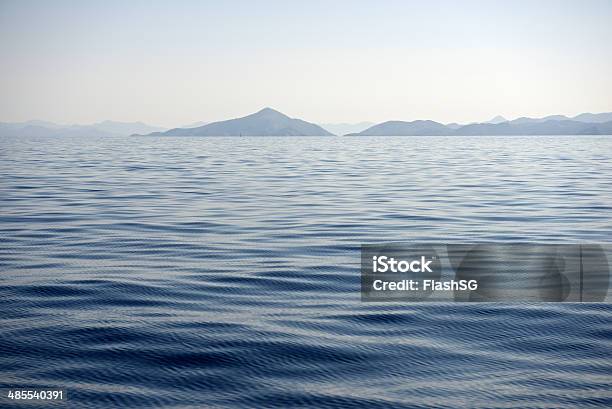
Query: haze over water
1,134,611,408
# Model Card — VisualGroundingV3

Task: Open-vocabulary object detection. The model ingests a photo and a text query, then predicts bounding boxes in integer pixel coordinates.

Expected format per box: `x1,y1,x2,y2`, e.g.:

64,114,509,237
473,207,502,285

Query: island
138,108,334,137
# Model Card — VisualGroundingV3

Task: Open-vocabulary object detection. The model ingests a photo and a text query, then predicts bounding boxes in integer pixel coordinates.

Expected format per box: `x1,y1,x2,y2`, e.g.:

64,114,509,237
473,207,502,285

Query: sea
1,135,611,408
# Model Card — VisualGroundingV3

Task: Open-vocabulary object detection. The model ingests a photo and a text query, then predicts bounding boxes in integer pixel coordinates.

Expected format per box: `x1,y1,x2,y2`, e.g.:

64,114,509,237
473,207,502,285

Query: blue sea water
0,134,611,408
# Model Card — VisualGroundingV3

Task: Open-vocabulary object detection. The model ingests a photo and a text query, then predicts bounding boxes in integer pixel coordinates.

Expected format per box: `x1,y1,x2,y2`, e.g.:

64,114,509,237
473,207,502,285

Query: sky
1,0,611,127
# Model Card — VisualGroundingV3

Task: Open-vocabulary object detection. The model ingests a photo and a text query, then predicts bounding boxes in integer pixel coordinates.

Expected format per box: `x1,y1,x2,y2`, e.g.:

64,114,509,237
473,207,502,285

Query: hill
143,108,333,136
348,119,612,136
0,120,165,137
345,120,449,136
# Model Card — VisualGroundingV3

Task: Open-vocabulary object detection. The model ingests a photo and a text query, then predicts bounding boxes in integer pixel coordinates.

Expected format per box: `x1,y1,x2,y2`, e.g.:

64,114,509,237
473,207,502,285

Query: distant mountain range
140,108,333,136
2,111,612,137
507,112,612,124
0,120,165,137
347,113,612,136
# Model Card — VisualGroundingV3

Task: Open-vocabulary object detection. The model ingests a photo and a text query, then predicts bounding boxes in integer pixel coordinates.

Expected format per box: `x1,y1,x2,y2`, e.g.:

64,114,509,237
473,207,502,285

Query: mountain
543,115,571,121
4,111,611,138
0,120,165,137
507,112,612,124
510,115,570,124
348,120,452,136
595,120,612,134
445,123,463,129
348,119,612,136
17,120,64,129
0,122,62,137
88,121,165,135
486,115,507,124
318,122,374,136
455,120,604,135
142,108,333,136
510,117,537,124
572,112,612,123
345,120,450,136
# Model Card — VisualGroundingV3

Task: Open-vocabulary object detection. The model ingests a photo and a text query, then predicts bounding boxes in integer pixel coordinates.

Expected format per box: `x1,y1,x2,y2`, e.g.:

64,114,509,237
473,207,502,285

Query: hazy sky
1,0,611,127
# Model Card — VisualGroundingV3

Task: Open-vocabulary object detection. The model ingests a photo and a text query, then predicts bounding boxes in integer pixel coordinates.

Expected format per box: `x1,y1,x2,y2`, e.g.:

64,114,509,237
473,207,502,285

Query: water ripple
1,135,611,408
